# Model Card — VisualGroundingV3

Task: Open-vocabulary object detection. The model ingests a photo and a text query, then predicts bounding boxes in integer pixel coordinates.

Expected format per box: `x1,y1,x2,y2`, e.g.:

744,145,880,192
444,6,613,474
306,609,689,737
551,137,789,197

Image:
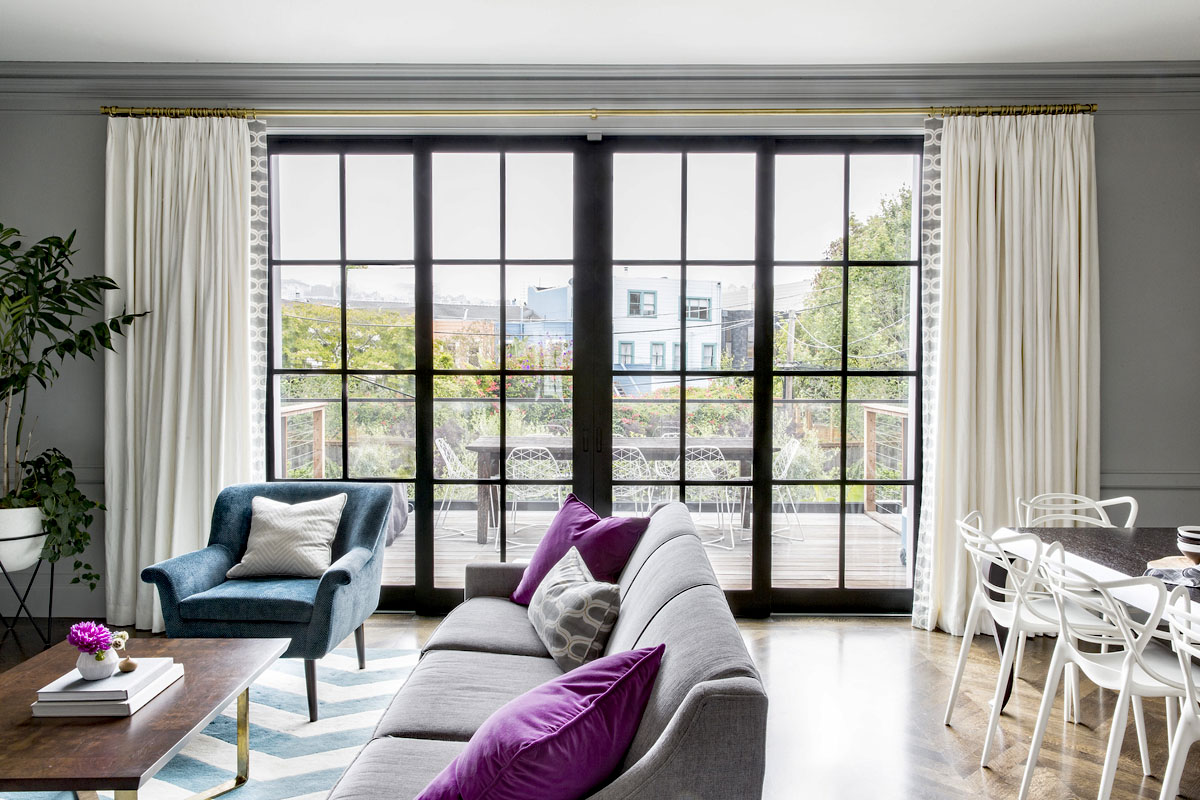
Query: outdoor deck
380,508,910,591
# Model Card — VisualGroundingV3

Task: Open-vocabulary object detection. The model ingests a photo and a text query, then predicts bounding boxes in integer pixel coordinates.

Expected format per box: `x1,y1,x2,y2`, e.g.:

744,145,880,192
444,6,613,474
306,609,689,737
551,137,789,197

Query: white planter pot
0,506,46,573
76,648,119,680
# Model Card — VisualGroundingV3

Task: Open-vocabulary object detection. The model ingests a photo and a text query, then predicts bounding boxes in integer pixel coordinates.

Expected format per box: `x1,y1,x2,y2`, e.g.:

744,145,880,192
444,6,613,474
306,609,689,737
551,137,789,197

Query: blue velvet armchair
141,482,393,721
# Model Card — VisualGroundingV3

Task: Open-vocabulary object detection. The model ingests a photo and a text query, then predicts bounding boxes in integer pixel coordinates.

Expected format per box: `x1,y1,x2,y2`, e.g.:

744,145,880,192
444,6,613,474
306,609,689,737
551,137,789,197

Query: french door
267,135,921,615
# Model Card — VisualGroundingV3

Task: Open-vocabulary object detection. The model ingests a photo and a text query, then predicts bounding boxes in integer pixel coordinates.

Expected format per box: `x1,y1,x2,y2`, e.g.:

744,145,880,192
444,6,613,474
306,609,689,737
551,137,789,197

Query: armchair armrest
465,562,528,600
140,545,235,605
318,546,374,592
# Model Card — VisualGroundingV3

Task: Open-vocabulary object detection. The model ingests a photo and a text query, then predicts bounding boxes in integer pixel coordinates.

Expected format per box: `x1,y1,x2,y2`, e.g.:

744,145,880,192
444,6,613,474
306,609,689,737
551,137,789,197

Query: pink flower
67,620,113,656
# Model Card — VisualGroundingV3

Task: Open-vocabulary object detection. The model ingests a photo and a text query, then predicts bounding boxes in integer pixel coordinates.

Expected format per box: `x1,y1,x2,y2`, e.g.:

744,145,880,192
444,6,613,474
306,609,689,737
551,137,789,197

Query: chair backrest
773,438,800,479
1038,548,1178,690
435,437,470,479
506,445,562,479
208,482,394,562
955,511,1054,627
613,446,652,480
684,446,733,480
1017,492,1139,528
1165,587,1200,713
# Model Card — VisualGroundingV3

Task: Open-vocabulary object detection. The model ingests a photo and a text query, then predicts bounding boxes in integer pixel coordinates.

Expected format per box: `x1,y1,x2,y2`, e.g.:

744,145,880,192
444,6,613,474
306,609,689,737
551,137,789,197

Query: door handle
582,429,589,452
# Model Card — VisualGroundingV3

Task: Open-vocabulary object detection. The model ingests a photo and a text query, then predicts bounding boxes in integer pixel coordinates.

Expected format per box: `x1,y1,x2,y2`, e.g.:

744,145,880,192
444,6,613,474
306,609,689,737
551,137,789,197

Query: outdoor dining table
992,526,1191,709
463,435,757,543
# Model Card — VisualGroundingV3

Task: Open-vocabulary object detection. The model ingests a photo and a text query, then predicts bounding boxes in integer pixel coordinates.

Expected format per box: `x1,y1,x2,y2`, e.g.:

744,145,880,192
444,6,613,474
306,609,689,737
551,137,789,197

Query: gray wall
0,114,109,617
0,63,1198,618
1094,110,1200,521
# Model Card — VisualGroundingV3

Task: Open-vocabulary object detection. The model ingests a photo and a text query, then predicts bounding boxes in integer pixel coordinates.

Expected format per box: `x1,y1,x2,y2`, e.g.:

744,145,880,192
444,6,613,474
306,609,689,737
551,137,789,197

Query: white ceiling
2,0,1199,65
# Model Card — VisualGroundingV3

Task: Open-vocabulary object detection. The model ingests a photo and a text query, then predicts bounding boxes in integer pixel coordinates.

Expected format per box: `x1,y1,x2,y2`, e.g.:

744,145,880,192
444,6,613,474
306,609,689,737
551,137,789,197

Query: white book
31,663,184,717
37,657,175,701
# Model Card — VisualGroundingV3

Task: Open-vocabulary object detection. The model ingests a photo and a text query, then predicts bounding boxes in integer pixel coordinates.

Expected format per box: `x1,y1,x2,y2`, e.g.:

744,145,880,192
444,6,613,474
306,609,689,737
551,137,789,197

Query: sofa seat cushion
178,578,318,623
375,650,563,741
422,597,550,659
328,737,468,800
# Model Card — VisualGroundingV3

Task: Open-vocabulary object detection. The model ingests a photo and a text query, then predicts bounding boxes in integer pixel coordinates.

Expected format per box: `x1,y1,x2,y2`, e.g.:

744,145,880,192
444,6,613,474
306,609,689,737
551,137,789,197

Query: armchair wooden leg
304,659,318,722
355,624,366,670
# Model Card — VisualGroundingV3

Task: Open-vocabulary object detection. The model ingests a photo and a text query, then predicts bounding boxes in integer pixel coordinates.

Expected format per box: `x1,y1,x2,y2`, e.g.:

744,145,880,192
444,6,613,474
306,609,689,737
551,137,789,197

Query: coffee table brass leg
236,686,249,781
114,792,139,800
182,687,250,800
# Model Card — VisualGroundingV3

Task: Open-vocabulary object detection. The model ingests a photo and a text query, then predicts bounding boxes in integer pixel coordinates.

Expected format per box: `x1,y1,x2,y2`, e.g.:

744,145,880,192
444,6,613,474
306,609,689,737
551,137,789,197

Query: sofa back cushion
616,503,701,596
605,533,718,654
621,584,760,769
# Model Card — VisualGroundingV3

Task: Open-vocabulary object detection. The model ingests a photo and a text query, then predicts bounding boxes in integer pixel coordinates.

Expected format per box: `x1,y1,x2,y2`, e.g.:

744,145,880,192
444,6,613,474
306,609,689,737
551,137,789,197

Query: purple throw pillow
510,494,649,606
416,644,665,800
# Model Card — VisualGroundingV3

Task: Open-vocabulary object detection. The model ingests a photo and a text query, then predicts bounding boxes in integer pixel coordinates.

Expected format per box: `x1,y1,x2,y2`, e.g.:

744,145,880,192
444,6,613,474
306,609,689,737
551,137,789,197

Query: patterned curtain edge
248,120,268,481
911,117,942,631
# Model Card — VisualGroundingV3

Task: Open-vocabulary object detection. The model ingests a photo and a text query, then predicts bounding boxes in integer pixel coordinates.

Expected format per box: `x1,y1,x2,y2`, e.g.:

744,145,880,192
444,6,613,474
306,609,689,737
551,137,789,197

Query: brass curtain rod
100,103,1098,120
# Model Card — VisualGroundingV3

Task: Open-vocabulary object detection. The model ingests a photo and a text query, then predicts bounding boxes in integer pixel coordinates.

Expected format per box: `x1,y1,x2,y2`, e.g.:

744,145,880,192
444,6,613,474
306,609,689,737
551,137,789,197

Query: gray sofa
328,502,768,799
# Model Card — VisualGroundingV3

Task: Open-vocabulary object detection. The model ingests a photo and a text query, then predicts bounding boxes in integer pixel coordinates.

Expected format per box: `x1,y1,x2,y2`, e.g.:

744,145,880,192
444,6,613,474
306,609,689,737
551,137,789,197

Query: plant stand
0,532,53,648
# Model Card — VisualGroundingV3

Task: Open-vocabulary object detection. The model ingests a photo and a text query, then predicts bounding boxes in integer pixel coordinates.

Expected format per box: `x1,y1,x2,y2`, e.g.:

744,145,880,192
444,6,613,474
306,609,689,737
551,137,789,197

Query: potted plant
0,225,143,592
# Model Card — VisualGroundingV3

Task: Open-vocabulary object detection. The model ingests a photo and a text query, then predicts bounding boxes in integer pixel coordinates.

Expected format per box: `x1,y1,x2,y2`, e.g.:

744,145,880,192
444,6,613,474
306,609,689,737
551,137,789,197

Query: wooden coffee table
0,637,289,799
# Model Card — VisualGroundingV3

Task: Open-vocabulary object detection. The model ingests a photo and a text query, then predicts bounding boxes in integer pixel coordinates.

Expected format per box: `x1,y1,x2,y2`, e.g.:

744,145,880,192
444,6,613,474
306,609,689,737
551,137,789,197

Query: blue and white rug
5,647,418,800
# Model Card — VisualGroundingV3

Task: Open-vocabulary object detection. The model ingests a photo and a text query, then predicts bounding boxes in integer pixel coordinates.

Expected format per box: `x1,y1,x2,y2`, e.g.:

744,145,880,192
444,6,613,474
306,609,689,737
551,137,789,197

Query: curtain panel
912,114,1100,634
104,117,254,631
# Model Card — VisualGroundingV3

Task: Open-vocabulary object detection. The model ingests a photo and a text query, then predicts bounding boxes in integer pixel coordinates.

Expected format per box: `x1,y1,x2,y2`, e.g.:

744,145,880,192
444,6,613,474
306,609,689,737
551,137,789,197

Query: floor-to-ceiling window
268,135,921,615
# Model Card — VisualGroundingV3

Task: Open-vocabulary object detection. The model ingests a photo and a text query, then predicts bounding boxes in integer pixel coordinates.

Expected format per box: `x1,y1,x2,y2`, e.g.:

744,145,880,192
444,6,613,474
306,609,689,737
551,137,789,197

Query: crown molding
2,61,1200,116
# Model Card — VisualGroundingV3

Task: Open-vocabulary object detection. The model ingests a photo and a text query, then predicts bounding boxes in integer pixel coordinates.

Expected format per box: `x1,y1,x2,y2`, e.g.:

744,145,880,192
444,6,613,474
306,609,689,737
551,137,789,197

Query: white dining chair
943,512,1079,767
1018,554,1189,800
1017,492,1139,528
1160,585,1200,800
434,437,498,540
685,446,737,550
504,446,568,547
612,446,653,515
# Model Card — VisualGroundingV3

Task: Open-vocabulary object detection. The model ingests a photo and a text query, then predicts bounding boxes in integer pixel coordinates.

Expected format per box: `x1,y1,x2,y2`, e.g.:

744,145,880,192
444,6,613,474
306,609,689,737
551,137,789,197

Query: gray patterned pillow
527,546,621,671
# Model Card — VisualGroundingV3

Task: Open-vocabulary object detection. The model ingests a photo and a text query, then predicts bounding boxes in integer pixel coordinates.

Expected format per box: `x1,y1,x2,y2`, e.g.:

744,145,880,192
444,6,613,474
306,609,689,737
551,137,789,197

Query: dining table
992,525,1190,709
463,435,757,543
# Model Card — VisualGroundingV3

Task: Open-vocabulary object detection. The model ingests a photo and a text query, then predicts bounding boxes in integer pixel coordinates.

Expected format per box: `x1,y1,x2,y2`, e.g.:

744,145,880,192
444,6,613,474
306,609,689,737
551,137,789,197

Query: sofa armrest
140,545,235,605
464,562,528,600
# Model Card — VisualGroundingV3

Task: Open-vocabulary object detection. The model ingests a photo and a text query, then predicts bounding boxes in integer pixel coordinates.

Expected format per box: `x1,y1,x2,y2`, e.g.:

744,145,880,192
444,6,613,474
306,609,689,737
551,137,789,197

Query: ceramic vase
76,648,119,680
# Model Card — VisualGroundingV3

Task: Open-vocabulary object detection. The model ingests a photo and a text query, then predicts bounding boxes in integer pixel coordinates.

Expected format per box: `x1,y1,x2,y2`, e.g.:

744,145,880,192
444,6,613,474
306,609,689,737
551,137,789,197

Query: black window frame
266,133,924,617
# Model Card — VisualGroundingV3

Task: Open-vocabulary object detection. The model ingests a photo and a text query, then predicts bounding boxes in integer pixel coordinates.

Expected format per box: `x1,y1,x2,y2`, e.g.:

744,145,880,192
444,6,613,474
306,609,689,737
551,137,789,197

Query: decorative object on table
34,652,181,717
141,482,392,722
416,645,665,800
0,224,145,647
527,546,621,671
1177,526,1200,564
1148,555,1194,570
66,621,129,680
1145,564,1200,587
509,493,650,606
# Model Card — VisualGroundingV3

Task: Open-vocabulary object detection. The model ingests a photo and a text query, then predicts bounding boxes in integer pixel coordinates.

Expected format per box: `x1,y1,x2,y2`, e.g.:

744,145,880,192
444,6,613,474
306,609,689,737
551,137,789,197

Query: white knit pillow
226,493,348,579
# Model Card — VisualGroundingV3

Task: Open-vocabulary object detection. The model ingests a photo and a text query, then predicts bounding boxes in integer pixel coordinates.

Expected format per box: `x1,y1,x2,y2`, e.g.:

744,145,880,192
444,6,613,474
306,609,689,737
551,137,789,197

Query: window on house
685,297,711,321
701,343,717,368
618,341,634,365
650,342,666,369
628,290,657,317
672,343,680,370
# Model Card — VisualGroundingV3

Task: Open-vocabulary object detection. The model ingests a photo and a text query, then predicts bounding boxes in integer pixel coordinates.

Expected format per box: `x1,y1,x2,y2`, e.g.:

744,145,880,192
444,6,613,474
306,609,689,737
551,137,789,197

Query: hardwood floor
3,615,1196,799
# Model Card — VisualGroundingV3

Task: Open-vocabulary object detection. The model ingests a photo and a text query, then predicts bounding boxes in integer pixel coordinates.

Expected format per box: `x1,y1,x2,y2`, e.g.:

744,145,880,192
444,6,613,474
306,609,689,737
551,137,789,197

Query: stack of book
32,657,185,717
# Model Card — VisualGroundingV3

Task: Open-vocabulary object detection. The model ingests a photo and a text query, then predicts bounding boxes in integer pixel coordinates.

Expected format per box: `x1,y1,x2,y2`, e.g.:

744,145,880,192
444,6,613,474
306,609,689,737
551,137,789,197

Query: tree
774,186,914,479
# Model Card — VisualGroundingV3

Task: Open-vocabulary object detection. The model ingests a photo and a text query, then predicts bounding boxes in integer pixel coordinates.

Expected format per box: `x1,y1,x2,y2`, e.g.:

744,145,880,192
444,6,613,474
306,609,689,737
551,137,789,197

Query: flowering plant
67,621,126,660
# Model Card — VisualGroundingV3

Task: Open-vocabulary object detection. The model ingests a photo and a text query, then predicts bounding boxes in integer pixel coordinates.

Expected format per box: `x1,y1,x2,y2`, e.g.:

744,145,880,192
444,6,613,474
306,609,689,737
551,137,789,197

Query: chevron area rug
6,647,419,800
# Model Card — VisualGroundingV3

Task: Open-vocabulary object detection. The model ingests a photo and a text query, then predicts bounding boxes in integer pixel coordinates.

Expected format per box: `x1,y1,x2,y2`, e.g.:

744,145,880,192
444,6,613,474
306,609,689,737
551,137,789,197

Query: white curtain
104,117,253,631
913,114,1100,634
